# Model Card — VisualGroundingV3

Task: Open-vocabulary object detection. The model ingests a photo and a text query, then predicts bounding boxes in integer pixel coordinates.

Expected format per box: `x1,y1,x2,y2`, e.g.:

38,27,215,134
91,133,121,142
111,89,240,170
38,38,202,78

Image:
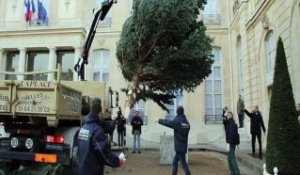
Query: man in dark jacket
116,110,126,147
223,111,240,175
244,105,266,159
158,106,191,175
78,97,125,175
131,110,143,153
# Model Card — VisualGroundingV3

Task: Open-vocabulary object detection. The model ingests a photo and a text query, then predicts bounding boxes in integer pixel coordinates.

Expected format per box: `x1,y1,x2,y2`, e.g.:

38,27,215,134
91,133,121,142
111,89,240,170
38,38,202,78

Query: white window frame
5,52,19,80
57,50,74,81
92,49,110,82
265,31,275,72
202,0,221,24
165,93,184,119
203,0,219,15
205,48,223,122
237,36,244,95
265,31,275,85
25,51,49,80
96,0,112,25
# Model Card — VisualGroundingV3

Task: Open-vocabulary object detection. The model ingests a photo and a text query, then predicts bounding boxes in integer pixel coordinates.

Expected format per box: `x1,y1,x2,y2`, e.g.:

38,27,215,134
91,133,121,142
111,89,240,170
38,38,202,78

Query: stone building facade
0,0,299,145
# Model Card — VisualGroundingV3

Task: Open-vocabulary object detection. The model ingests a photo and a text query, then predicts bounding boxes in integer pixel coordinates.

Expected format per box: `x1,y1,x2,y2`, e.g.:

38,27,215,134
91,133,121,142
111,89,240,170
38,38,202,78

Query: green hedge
266,37,300,174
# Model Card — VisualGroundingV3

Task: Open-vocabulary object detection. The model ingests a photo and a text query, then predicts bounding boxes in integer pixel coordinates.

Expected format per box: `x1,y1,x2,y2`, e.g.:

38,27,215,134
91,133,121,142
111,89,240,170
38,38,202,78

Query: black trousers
251,133,262,157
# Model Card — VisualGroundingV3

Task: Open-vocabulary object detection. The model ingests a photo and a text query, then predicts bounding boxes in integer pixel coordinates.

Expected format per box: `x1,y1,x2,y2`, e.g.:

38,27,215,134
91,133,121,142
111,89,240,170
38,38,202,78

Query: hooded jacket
78,112,119,175
159,114,190,153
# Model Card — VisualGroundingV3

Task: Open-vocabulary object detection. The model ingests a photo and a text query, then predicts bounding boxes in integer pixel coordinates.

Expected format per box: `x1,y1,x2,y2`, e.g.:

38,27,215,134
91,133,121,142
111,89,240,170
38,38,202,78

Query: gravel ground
0,150,255,175
104,151,232,175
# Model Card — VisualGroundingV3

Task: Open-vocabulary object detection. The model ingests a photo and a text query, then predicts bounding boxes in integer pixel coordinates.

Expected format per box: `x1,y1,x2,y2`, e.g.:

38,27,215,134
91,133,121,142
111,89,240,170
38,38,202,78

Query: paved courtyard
105,150,254,175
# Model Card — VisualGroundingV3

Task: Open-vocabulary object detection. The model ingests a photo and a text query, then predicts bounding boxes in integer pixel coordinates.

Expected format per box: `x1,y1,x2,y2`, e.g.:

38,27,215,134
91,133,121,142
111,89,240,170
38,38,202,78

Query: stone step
239,127,251,141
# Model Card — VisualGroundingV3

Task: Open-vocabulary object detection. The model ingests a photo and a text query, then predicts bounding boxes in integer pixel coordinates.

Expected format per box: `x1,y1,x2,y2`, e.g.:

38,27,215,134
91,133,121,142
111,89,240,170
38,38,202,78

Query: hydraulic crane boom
74,0,117,81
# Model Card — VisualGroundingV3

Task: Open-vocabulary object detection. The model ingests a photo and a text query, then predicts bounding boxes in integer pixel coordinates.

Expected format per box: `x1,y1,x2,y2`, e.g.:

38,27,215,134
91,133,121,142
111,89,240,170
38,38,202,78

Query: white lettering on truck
0,94,9,112
19,81,52,88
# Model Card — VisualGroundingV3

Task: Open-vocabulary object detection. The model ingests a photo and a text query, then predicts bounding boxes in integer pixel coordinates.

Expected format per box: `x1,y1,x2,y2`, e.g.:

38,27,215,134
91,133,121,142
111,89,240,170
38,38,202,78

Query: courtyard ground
105,150,257,175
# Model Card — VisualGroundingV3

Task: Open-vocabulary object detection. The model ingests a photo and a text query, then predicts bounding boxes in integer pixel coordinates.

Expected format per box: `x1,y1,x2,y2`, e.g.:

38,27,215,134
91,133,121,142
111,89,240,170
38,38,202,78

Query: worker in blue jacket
158,106,191,175
78,97,125,175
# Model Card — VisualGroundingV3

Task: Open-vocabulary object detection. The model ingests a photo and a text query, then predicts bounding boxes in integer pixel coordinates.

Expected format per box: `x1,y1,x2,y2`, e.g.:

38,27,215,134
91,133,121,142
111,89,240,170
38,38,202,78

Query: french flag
24,0,35,22
38,0,48,23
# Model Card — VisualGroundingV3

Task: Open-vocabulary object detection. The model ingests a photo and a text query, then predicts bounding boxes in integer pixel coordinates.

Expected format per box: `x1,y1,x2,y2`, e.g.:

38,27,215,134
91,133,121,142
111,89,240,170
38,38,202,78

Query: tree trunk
124,74,139,118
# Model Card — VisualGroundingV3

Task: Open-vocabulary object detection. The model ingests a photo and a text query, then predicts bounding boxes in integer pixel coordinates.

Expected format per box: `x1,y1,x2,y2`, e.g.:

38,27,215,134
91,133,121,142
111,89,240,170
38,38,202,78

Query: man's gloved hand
226,143,230,152
119,152,125,160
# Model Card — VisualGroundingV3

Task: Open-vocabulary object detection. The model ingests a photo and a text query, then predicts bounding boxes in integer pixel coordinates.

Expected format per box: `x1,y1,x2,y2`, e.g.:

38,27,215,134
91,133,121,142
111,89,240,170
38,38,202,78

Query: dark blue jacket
131,115,143,134
159,114,190,153
244,109,266,134
78,112,119,175
223,118,240,145
116,115,126,132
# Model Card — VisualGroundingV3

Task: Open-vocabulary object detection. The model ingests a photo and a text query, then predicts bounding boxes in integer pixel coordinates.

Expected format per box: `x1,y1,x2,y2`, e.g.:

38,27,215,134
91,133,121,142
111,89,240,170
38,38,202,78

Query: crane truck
0,0,118,174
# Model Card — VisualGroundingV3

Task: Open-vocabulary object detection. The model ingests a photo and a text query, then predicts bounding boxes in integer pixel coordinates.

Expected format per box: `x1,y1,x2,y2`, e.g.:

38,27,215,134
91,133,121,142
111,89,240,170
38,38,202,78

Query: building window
237,36,244,95
165,93,183,120
202,0,221,24
25,52,49,80
96,0,112,25
265,31,275,72
204,48,222,124
265,31,275,85
5,52,19,80
93,49,110,82
57,51,74,81
203,0,218,14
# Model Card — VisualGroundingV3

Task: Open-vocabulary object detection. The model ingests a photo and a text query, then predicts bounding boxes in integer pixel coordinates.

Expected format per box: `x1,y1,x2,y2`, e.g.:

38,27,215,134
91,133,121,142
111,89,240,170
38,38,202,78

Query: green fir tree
116,0,213,111
266,37,300,174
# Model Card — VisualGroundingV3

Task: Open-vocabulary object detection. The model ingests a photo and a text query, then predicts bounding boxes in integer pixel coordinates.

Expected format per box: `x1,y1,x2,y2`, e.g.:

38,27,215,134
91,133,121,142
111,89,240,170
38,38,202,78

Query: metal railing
0,64,62,82
29,18,49,26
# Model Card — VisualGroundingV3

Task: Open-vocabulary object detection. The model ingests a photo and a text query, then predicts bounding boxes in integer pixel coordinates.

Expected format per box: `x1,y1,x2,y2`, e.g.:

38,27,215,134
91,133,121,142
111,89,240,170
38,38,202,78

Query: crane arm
74,0,117,81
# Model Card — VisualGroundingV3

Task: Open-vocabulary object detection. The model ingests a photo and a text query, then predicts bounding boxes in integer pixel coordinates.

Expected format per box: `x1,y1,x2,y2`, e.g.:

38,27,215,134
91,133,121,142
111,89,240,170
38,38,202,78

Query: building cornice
230,0,248,30
95,30,122,37
206,27,229,35
0,28,87,37
245,0,274,30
